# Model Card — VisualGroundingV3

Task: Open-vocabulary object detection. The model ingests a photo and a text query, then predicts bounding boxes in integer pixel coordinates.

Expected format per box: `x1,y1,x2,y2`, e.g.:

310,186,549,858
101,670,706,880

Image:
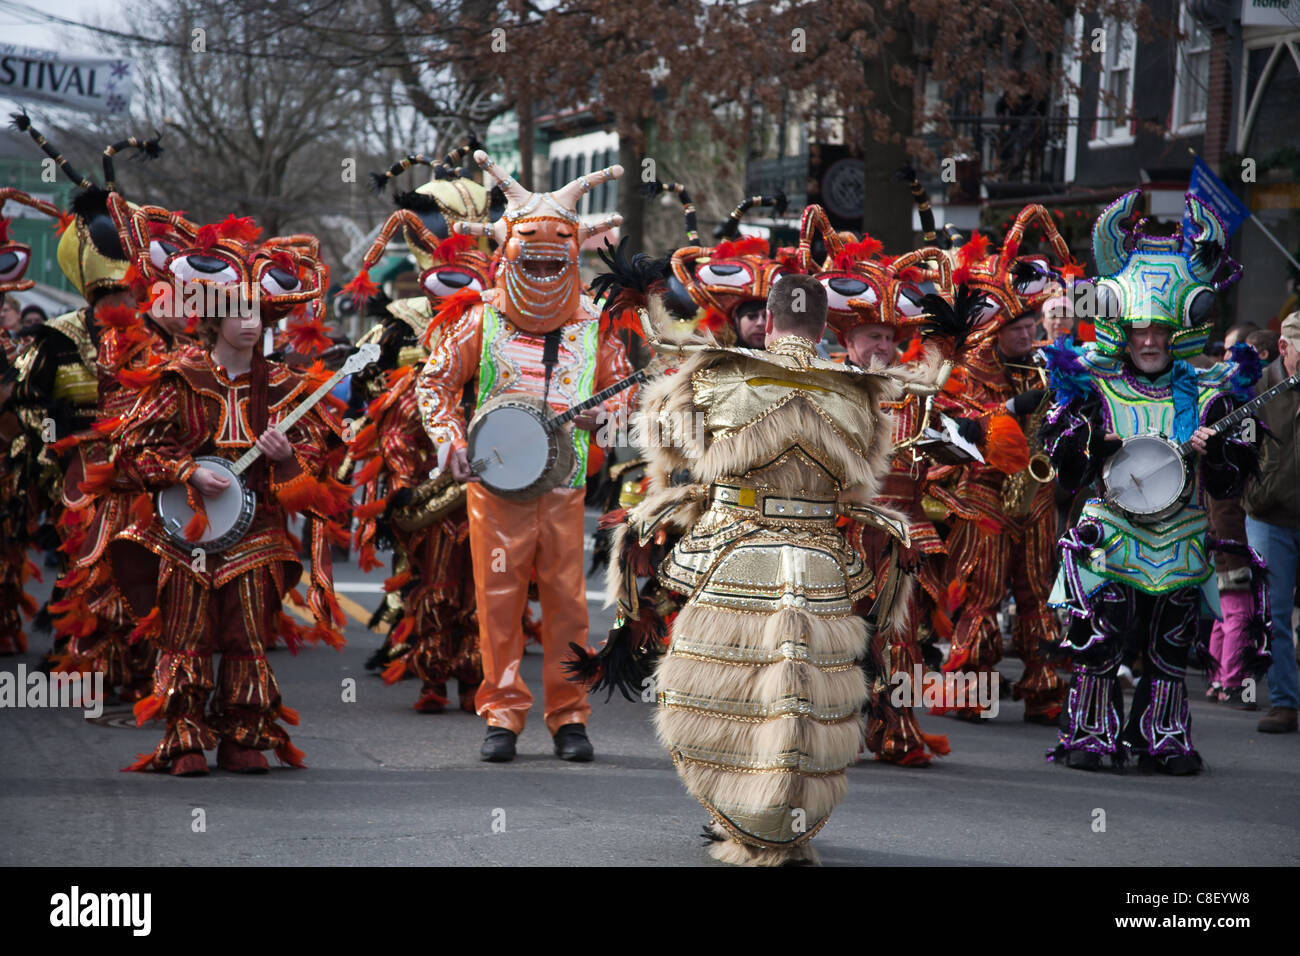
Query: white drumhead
157,458,245,543
470,405,550,492
1106,436,1186,514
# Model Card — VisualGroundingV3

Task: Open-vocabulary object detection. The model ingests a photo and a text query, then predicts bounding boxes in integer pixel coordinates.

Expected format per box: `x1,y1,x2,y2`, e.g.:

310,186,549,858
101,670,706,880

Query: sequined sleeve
416,303,482,467
114,374,201,490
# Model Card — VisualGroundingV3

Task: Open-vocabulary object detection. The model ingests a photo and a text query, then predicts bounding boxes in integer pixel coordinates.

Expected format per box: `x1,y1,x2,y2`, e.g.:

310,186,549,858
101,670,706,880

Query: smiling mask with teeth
450,149,623,334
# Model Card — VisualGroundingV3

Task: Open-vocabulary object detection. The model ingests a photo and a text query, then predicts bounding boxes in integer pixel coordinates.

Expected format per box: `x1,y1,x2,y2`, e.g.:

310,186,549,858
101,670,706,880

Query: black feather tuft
772,189,788,216
68,186,111,219
1193,239,1223,273
393,190,440,213
641,179,665,198
894,164,918,183
589,236,671,305
920,284,988,353
367,171,390,194
10,110,30,132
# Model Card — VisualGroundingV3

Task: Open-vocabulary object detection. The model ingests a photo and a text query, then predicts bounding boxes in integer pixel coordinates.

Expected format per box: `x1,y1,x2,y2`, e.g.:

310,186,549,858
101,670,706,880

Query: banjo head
1101,434,1189,520
467,397,559,497
155,456,255,553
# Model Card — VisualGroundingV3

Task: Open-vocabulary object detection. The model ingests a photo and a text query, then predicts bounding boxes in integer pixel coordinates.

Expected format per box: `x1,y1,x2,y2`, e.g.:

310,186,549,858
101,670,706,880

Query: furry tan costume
617,301,922,865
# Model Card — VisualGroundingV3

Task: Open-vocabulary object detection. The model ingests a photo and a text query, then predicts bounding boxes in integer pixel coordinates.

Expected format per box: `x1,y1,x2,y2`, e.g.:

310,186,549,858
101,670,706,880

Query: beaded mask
0,188,64,293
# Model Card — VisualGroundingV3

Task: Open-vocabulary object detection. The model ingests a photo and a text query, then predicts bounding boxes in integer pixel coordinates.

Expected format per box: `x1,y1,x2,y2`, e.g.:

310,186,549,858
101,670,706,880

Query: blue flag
1185,155,1250,245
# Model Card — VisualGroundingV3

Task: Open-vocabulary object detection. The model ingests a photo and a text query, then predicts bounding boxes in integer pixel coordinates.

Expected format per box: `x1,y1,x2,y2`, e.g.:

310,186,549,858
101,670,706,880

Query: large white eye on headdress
1010,257,1055,297
697,261,754,288
149,239,181,271
896,284,925,318
0,247,30,282
260,266,302,298
819,273,874,313
1183,286,1215,327
423,266,484,299
972,295,1002,326
170,252,241,285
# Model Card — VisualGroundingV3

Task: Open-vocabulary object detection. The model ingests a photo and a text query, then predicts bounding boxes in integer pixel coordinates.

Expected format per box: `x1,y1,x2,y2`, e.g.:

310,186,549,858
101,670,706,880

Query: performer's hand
191,467,231,496
256,428,294,463
571,408,604,432
1189,425,1215,454
449,445,479,483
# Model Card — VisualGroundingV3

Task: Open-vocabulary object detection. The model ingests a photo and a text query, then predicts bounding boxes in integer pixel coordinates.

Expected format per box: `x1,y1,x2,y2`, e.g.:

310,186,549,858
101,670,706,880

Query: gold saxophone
1000,363,1056,518
391,469,467,532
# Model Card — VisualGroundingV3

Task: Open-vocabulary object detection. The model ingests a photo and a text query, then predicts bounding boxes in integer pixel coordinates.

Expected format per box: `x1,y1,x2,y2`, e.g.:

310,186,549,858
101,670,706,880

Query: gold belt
709,481,838,521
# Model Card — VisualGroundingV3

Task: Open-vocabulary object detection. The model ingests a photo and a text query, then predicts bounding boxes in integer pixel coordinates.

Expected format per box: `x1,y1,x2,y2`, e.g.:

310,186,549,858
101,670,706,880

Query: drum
155,456,256,553
1100,433,1191,523
466,394,575,502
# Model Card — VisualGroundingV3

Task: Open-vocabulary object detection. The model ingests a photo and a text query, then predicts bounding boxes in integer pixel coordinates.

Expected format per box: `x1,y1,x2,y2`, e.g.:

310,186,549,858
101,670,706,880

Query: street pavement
2,509,1298,867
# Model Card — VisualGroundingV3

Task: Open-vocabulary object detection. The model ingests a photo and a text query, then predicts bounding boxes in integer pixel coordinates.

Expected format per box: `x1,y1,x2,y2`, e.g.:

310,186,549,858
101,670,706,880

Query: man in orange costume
416,149,634,762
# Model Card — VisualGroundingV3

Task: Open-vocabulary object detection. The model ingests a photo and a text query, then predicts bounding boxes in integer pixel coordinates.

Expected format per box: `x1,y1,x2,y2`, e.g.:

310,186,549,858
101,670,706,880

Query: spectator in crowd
1247,328,1279,364
1243,310,1300,733
0,295,20,333
1037,293,1075,344
18,303,45,331
1224,322,1257,350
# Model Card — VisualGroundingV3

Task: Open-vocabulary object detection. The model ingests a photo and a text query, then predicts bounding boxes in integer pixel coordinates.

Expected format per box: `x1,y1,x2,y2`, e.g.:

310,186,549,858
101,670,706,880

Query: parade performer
348,146,498,713
924,206,1077,723
1042,190,1265,773
797,204,1001,766
0,187,64,655
103,204,348,775
614,275,921,864
8,115,162,670
415,149,634,762
663,192,791,349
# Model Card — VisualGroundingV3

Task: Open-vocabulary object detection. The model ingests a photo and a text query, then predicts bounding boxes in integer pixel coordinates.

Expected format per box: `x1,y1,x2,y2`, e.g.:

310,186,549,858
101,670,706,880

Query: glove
1007,389,1047,416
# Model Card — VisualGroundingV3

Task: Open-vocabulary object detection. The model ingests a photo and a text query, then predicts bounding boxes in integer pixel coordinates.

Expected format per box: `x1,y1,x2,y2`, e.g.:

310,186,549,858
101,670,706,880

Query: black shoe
1064,749,1102,772
552,723,594,762
1154,752,1203,776
480,727,517,762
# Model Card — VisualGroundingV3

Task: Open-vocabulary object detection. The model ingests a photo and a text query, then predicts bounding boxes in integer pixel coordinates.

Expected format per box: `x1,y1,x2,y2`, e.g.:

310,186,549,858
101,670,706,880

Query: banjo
1101,368,1300,523
466,368,647,501
156,343,379,552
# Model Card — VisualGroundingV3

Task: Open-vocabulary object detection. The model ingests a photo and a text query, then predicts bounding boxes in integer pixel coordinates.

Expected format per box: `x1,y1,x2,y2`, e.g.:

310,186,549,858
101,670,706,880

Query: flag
1185,155,1250,245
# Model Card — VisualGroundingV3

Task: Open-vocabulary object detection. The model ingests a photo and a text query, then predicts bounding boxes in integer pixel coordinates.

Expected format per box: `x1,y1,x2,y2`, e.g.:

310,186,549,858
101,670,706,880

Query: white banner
0,43,132,114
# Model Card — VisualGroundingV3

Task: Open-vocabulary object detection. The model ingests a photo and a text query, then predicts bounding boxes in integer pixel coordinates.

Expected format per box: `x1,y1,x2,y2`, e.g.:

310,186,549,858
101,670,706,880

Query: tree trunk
616,120,647,253
517,85,534,190
860,23,917,252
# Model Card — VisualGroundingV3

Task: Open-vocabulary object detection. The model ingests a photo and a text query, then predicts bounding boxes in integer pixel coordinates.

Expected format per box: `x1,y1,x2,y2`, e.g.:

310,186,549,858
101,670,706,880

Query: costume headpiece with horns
449,148,622,334
10,112,162,303
0,188,64,294
1082,189,1238,360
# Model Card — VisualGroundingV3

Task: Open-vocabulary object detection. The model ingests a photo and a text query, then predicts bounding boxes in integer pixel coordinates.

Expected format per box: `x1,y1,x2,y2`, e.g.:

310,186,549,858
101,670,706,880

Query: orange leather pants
467,483,590,734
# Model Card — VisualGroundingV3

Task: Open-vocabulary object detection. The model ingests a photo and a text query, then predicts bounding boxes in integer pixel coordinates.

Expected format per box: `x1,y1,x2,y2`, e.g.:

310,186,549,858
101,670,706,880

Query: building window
1172,2,1210,133
1092,18,1137,146
550,158,560,191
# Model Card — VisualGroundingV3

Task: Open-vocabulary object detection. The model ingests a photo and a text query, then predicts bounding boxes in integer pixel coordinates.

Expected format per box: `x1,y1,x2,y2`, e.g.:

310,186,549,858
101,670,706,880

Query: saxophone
1000,363,1056,518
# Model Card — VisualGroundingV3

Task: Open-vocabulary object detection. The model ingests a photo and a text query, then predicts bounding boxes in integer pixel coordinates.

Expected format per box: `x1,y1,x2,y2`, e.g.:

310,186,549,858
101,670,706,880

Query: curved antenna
433,132,482,180
552,162,623,216
715,190,788,240
895,165,938,244
0,186,63,222
942,223,965,249
357,208,444,274
471,148,532,209
1092,189,1141,276
797,204,844,271
642,180,698,243
102,132,163,194
367,154,437,195
1002,203,1075,271
9,111,94,189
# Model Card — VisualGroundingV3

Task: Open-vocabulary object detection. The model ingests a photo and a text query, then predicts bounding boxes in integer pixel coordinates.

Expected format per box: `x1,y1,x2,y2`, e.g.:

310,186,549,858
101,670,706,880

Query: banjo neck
1173,369,1300,457
544,369,647,433
228,365,350,477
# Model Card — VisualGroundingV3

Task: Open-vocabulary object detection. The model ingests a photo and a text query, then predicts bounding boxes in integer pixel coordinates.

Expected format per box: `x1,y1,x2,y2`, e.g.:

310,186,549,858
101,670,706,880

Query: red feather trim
358,544,381,573
48,434,81,455
425,288,481,344
305,621,345,651
944,580,967,615
273,740,308,768
353,496,388,521
432,232,473,264
194,223,219,251
1001,237,1020,262
130,492,154,528
959,232,991,265
127,606,162,645
285,317,333,356
54,211,74,236
353,457,383,486
984,414,1030,474
97,303,139,329
217,213,262,243
711,236,768,259
700,307,727,333
274,473,351,517
183,509,210,543
900,337,927,364
351,423,379,453
278,704,300,726
122,752,159,773
78,461,118,497
343,268,380,306
91,415,123,435
133,693,163,725
117,366,161,390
